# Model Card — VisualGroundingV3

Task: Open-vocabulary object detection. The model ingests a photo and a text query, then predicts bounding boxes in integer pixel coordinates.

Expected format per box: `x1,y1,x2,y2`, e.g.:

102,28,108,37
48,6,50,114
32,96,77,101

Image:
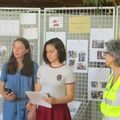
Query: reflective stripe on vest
100,73,120,117
101,102,120,116
102,92,120,106
103,116,120,120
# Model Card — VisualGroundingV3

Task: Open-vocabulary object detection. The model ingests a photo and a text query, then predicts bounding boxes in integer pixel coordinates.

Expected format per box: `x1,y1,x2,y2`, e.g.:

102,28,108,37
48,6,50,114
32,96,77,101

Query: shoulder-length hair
7,38,34,76
43,38,66,64
105,39,120,66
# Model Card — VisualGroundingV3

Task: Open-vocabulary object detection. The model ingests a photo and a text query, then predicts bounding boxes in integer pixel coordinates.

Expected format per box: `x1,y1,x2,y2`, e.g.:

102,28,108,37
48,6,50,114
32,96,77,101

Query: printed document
26,91,51,108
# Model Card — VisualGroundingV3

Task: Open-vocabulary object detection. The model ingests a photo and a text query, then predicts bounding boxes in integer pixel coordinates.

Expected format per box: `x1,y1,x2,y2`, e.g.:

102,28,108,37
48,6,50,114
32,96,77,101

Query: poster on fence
46,32,66,45
23,27,38,39
90,28,114,62
49,16,63,28
20,13,37,25
67,40,88,73
88,67,110,100
0,20,19,36
68,16,90,33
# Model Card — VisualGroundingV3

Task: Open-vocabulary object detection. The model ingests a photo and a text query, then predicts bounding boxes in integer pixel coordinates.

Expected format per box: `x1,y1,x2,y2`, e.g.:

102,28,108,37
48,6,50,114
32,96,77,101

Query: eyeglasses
104,51,110,55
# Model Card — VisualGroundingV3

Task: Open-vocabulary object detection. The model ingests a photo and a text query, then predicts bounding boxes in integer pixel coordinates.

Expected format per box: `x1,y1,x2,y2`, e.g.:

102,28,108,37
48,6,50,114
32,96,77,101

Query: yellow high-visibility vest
100,73,120,119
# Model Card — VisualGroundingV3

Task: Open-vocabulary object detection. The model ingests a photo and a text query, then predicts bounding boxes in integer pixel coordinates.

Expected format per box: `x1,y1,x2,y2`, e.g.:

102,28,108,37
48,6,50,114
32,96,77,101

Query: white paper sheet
68,101,81,119
0,20,19,36
88,67,110,100
26,91,51,108
46,32,66,45
20,13,36,25
23,28,38,39
67,40,88,73
90,28,114,62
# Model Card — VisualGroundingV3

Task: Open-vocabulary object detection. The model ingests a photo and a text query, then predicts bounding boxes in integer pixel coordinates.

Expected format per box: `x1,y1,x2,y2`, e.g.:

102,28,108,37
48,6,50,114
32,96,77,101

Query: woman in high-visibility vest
100,40,120,120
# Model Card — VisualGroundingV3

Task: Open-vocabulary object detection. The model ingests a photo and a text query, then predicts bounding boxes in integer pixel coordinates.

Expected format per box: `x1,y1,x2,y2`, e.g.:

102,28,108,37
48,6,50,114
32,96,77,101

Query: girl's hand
26,102,34,110
44,96,56,104
2,92,16,101
27,105,36,120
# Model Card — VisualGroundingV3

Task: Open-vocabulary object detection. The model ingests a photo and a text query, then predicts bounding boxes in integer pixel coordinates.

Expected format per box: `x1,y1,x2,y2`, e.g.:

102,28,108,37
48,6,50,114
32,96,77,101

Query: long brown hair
7,38,34,76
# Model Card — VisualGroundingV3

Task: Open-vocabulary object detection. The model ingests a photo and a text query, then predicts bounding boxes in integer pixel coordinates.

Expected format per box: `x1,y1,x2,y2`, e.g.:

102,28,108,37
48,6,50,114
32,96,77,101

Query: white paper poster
67,40,88,73
23,28,38,39
46,32,66,45
20,13,36,25
49,16,63,28
0,20,19,36
68,101,81,119
88,67,110,100
90,28,114,62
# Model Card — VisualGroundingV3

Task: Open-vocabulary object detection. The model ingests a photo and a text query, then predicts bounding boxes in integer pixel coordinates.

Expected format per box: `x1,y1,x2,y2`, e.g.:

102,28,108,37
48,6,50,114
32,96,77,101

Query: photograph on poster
68,59,75,70
78,51,85,62
97,51,105,60
0,46,7,55
76,63,86,70
91,81,98,88
68,50,77,58
67,40,88,73
92,40,104,48
88,67,110,100
91,91,103,100
90,28,114,62
99,82,107,88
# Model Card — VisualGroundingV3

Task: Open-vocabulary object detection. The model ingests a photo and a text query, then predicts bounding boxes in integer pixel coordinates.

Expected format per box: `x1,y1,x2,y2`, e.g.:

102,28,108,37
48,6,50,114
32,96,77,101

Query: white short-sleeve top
37,64,75,98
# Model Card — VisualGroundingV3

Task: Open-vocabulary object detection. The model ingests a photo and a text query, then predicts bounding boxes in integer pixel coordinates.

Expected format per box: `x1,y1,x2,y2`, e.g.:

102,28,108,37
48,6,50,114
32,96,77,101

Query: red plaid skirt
36,103,71,120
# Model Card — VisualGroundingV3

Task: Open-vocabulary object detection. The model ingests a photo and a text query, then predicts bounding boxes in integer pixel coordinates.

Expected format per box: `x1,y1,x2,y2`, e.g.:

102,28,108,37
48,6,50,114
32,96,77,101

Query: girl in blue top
0,38,39,120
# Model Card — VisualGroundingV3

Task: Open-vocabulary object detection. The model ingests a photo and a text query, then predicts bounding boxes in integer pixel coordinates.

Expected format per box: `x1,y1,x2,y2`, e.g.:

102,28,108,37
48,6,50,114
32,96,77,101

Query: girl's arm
0,81,5,95
0,81,16,100
35,82,41,91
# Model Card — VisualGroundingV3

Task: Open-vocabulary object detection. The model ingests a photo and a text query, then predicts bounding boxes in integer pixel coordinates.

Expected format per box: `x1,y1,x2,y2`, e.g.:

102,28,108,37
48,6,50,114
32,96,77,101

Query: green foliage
83,0,115,6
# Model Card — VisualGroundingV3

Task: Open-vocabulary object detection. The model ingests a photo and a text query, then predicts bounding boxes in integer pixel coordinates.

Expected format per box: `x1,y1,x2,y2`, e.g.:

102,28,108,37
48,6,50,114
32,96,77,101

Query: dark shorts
36,103,71,120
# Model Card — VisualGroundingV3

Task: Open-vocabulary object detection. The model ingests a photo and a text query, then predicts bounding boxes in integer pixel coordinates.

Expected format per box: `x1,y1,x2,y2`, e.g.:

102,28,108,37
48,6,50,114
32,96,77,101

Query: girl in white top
36,38,75,120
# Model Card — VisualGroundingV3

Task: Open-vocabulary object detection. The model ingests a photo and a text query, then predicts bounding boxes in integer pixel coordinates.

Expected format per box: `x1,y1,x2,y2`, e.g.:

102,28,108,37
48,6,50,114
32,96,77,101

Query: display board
44,7,115,120
0,7,117,120
0,7,40,120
